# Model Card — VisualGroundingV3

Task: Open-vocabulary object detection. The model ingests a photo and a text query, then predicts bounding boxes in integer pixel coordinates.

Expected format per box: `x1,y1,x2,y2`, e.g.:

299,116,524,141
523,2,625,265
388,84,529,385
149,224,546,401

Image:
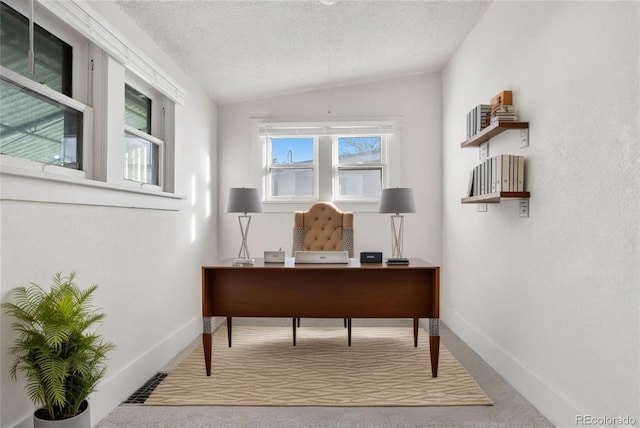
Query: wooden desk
201,258,440,377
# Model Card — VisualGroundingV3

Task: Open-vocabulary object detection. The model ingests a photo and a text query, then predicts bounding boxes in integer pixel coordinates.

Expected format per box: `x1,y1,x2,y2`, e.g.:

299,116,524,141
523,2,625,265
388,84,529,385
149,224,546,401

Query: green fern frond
2,272,115,420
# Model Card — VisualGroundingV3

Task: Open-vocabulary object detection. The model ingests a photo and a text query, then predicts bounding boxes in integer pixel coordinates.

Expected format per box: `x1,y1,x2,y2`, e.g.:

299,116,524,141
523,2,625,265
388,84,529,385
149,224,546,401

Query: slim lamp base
232,258,255,266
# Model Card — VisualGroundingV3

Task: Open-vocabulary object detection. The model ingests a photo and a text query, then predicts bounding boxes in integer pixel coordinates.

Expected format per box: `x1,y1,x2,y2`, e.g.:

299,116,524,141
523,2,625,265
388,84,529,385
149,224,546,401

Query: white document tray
294,251,349,264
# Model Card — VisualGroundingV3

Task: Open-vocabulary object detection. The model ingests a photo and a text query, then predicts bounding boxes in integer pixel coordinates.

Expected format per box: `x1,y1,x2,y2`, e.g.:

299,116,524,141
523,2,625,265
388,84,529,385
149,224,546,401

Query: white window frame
264,135,319,202
0,0,92,178
332,134,388,202
258,120,395,208
0,67,93,179
123,126,164,189
0,0,185,210
1,0,90,104
123,74,166,191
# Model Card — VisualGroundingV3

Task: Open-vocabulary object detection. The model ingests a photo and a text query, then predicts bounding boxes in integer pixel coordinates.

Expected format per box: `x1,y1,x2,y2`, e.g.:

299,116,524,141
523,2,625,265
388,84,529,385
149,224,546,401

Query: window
0,2,72,95
1,78,84,169
0,0,184,208
260,121,391,203
266,137,317,199
335,136,385,200
124,83,163,186
0,1,84,171
125,84,151,132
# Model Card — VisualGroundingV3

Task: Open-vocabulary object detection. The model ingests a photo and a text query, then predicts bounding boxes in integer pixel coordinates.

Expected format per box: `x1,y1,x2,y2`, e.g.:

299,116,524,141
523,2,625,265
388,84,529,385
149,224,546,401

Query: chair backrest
293,202,354,257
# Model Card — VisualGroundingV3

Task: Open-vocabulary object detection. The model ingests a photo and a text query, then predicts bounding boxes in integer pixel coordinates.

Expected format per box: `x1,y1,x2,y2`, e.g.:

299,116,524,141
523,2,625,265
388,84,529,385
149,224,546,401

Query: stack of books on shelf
466,154,525,197
490,105,518,123
466,104,492,137
488,90,518,124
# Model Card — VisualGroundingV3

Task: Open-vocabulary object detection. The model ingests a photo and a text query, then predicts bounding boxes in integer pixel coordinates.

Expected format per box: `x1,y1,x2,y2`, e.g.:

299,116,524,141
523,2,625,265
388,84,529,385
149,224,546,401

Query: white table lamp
379,187,416,259
226,187,262,264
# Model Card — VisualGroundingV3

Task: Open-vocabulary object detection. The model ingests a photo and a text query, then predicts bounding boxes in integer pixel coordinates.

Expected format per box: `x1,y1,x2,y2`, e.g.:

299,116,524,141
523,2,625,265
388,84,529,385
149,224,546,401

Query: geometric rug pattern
144,326,492,407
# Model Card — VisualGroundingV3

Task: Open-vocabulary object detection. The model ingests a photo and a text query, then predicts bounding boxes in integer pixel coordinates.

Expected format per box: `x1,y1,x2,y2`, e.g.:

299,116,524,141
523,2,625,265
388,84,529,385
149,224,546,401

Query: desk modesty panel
201,258,441,377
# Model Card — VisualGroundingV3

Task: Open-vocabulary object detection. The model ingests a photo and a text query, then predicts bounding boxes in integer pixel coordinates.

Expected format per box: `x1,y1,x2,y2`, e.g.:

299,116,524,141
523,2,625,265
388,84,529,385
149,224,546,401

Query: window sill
1,165,186,211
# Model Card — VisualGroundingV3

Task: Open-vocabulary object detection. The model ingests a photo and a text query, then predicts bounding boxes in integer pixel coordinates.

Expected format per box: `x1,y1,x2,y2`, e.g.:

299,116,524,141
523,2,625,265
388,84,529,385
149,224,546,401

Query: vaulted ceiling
115,0,491,105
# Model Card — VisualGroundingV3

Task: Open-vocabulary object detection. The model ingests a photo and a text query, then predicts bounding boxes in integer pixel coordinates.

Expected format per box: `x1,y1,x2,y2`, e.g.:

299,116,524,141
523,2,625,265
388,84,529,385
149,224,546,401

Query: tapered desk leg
292,317,297,346
226,317,232,347
413,317,419,347
203,334,212,376
203,317,213,376
429,318,440,378
347,318,352,346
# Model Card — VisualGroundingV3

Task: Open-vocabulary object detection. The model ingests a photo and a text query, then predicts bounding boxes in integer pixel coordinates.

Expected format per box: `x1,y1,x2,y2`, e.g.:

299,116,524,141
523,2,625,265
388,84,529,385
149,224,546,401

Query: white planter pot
34,400,90,428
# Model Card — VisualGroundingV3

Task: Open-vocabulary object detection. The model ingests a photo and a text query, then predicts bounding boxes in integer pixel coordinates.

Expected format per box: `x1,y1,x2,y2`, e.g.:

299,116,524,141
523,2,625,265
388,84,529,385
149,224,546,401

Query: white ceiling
115,0,491,105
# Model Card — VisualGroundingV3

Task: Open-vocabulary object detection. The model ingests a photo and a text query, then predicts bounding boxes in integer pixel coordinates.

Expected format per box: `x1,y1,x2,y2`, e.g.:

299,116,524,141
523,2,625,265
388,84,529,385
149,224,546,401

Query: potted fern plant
2,272,114,427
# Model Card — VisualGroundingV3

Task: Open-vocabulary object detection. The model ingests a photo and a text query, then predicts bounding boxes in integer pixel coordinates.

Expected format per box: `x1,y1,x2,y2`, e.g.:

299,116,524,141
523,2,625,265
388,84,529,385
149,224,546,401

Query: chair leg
292,317,297,346
295,318,350,344
226,317,232,347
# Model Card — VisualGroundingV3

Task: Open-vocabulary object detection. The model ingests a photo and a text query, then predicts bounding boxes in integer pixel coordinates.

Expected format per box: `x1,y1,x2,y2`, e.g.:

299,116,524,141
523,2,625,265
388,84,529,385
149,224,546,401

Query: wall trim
39,0,186,105
89,315,203,426
442,305,586,427
3,316,202,428
1,166,186,211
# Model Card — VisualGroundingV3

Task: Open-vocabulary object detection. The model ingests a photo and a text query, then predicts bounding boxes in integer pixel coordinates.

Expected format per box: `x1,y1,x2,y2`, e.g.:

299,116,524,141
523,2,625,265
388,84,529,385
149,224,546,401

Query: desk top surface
204,257,438,269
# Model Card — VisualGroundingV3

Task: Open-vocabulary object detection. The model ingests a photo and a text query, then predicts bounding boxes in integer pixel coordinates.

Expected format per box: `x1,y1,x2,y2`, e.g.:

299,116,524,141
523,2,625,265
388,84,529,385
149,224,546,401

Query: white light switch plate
479,142,489,160
520,129,529,148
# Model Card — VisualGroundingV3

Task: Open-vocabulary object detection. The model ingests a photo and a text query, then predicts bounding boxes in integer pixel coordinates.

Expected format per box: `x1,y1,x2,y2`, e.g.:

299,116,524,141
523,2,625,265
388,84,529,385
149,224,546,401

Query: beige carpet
145,326,492,407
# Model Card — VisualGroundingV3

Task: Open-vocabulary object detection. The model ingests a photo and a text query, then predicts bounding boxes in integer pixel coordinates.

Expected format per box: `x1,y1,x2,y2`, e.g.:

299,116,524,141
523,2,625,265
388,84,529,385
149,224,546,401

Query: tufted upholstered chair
292,202,354,345
292,201,354,256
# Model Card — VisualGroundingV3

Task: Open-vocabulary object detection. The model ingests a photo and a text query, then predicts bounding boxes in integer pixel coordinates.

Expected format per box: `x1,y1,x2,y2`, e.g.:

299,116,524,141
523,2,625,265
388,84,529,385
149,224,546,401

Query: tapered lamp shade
379,187,416,259
225,188,263,214
226,188,262,263
379,187,416,215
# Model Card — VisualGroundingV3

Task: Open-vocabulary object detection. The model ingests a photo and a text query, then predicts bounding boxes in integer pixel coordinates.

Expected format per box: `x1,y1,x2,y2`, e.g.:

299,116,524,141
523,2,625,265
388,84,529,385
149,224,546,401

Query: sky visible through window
270,136,381,165
271,137,313,165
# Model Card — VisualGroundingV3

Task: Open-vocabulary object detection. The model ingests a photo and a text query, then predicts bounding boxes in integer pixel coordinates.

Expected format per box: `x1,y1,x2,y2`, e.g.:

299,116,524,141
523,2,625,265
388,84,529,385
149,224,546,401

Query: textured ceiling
115,0,491,105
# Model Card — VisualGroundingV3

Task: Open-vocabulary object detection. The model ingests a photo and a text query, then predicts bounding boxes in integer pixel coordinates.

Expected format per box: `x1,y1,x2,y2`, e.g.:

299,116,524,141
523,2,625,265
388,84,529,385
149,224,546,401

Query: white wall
0,2,218,427
218,74,442,264
442,2,639,426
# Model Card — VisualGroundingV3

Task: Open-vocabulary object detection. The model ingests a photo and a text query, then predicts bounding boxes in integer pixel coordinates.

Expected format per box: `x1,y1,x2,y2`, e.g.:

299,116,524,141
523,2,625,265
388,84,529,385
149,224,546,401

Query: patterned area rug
144,326,492,407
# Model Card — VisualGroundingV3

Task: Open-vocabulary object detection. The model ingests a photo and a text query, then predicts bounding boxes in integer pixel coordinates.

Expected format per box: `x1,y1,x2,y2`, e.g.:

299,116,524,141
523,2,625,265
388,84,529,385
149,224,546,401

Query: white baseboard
89,315,202,426
442,306,585,428
7,313,589,428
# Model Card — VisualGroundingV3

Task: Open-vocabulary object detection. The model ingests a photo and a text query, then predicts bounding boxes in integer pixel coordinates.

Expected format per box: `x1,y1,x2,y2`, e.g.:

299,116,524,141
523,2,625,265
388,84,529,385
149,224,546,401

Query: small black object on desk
360,252,383,263
386,258,410,265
